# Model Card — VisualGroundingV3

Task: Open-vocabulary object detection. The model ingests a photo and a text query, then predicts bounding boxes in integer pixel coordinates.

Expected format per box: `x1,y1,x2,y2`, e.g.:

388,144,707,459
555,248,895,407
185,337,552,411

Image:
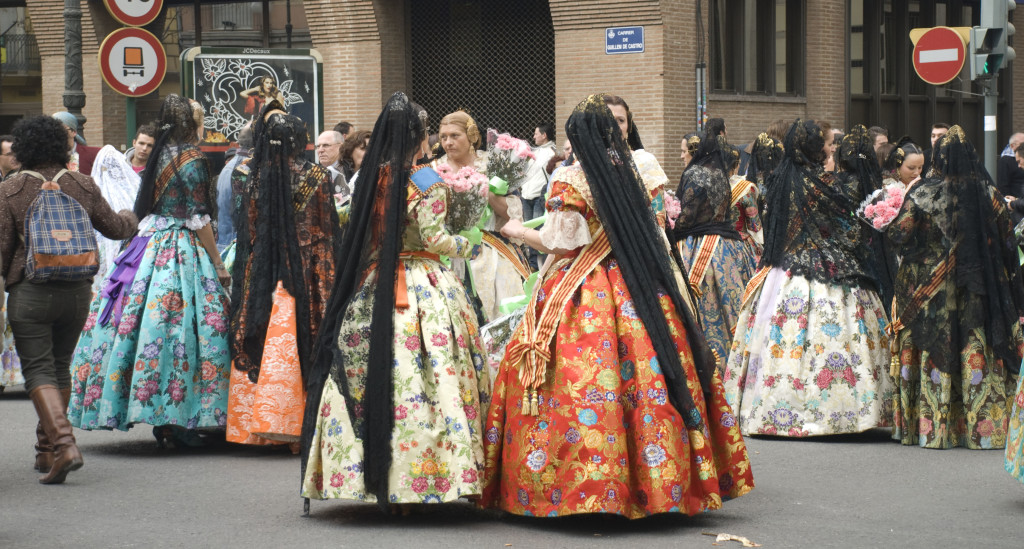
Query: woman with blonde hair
432,110,530,323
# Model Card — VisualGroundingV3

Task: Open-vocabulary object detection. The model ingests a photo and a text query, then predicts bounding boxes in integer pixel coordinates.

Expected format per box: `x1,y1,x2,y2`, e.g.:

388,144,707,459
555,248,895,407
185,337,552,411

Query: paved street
1,385,1020,549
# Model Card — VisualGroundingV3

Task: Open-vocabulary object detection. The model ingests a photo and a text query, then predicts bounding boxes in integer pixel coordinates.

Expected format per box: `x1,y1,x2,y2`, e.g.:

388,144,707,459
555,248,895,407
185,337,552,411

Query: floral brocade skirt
67,226,232,431
226,282,305,445
723,269,893,437
1,295,24,388
480,257,754,519
678,235,758,375
1007,371,1024,482
302,255,490,503
892,325,1019,449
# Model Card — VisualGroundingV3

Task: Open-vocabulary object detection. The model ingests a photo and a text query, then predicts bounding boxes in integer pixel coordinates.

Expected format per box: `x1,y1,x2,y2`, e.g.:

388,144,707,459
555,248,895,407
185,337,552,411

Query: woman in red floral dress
482,95,754,518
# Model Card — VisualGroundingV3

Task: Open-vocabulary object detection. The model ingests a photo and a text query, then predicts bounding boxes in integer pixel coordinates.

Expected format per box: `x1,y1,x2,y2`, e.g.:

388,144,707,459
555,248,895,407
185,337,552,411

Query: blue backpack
20,169,99,283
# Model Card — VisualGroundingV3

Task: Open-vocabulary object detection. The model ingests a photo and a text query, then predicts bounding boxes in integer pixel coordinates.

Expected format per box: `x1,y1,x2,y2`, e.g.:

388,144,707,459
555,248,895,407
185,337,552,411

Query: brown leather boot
33,388,70,473
34,422,53,473
29,385,83,484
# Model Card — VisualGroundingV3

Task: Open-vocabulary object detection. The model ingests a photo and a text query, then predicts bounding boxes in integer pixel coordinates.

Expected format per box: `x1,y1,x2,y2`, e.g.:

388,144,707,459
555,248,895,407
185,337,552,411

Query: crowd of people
1,88,1023,515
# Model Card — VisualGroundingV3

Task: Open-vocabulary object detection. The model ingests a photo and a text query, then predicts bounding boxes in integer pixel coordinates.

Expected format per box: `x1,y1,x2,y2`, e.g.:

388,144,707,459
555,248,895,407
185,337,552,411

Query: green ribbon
523,215,546,229
459,227,483,245
489,175,509,196
498,271,539,315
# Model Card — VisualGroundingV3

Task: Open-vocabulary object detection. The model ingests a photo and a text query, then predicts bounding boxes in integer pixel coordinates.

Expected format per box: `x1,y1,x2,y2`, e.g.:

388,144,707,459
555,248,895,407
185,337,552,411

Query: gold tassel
530,391,539,416
521,393,530,414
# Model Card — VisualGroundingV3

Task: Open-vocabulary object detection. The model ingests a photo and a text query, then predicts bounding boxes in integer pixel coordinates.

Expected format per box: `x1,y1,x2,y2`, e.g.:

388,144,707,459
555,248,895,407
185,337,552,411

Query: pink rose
463,404,478,420
321,403,332,417
411,477,428,493
434,477,451,493
432,200,444,214
330,473,345,488
461,469,478,483
431,333,449,347
394,405,408,420
405,336,420,351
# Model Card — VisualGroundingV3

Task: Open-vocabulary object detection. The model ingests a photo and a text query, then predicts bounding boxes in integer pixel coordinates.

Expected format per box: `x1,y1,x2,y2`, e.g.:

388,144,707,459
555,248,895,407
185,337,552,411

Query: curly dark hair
11,115,71,170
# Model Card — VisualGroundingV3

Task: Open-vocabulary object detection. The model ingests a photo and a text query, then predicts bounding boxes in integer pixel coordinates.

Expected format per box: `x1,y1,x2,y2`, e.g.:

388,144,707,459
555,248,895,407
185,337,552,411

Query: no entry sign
103,0,164,27
98,27,166,97
912,26,967,85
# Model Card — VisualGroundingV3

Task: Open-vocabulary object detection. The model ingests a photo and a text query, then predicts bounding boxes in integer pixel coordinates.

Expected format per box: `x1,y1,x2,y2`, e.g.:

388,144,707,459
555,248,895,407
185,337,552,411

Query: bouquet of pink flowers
485,129,535,195
663,189,682,229
435,163,490,233
857,183,906,230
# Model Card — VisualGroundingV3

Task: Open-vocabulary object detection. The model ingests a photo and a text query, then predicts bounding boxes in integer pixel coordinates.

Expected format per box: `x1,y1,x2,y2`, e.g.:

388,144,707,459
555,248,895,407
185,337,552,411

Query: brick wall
305,0,392,132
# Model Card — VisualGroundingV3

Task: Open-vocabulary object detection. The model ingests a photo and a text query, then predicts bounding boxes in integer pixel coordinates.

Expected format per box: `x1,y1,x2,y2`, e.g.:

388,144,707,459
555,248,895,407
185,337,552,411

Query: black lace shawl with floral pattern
760,119,877,289
886,126,1024,376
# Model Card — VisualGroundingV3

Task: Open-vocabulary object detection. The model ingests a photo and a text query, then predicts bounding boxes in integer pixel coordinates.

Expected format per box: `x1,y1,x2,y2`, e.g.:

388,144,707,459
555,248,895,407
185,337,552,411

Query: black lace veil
230,109,314,385
134,94,201,220
300,92,429,508
567,94,716,426
899,126,1024,376
760,119,875,289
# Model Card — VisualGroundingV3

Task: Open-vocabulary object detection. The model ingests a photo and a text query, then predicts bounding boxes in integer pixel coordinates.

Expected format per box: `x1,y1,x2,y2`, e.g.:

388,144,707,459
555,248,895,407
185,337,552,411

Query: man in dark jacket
997,132,1024,200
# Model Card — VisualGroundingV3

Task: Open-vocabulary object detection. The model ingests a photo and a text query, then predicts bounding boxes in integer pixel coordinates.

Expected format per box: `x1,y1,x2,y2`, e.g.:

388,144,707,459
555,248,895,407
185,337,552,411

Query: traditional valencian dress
1008,374,1024,483
885,162,1023,449
302,166,490,503
67,145,231,431
1,295,22,392
724,125,893,437
433,153,530,324
675,164,758,372
480,165,753,518
226,161,339,444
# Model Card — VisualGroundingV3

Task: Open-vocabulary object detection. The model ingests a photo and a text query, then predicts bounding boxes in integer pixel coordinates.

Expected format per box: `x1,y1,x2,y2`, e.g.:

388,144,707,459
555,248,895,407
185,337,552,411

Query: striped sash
505,229,611,415
685,235,721,296
481,231,532,280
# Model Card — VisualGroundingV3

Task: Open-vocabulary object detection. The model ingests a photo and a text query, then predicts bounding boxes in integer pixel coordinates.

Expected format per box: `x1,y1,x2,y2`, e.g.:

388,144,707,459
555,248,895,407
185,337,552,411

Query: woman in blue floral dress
67,95,232,446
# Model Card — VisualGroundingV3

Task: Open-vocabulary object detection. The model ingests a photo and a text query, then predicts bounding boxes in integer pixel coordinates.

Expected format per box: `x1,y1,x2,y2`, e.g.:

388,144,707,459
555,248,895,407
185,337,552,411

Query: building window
709,0,804,96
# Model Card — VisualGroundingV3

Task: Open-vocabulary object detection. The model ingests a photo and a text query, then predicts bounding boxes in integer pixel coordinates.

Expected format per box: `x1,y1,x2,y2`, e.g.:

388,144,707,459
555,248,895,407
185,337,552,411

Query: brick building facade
9,1,1024,178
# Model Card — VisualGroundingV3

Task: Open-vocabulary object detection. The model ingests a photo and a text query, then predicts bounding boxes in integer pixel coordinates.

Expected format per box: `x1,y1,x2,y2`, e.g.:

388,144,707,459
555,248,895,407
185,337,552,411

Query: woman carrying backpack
0,115,138,484
67,95,232,448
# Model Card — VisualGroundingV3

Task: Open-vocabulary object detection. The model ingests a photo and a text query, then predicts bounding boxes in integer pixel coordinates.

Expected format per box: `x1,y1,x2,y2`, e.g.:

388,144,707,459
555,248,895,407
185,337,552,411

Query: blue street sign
605,26,645,55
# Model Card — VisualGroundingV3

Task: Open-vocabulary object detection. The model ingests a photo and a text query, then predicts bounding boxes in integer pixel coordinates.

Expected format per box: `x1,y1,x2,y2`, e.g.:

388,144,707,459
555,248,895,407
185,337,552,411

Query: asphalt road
1,385,1020,549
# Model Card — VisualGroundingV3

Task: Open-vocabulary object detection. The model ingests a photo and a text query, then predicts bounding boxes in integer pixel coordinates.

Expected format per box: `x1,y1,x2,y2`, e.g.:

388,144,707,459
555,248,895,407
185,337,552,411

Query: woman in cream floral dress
432,111,529,323
301,94,489,511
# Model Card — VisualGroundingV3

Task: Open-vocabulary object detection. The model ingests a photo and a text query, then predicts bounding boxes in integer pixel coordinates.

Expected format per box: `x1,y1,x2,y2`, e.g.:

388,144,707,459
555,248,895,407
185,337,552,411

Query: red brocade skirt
479,257,754,518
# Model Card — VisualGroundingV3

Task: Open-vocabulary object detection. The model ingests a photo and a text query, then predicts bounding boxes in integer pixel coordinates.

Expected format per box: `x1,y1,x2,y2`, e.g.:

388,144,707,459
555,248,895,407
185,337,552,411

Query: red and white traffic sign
98,27,166,97
103,0,164,27
912,26,967,85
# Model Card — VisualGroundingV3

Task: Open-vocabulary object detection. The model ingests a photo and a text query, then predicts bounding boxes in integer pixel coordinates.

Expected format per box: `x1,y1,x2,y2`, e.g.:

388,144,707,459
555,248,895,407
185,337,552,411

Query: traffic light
969,0,1016,80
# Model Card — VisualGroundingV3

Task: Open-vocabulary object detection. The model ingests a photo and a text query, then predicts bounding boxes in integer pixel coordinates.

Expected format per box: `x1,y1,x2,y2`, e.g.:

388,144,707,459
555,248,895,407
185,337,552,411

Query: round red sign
913,26,966,85
103,0,163,27
98,27,167,97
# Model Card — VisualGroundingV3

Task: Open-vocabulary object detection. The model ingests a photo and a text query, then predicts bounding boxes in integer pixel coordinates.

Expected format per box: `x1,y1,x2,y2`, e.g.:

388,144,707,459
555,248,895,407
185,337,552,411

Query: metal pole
262,0,270,48
63,0,87,138
984,76,998,178
194,0,202,46
286,0,293,49
126,96,136,151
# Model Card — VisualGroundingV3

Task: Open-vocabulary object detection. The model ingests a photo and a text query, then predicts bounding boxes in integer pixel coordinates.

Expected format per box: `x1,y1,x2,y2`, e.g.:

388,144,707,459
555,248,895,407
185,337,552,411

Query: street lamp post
63,0,87,138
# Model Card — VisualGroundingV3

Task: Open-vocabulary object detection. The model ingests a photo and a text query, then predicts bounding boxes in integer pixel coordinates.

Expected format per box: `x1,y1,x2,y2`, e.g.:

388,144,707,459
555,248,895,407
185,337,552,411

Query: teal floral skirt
68,219,231,431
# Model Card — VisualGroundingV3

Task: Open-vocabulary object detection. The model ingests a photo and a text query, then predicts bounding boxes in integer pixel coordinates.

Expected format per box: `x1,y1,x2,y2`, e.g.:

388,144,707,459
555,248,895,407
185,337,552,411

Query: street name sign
605,26,644,55
911,26,967,85
103,0,164,27
98,27,166,97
